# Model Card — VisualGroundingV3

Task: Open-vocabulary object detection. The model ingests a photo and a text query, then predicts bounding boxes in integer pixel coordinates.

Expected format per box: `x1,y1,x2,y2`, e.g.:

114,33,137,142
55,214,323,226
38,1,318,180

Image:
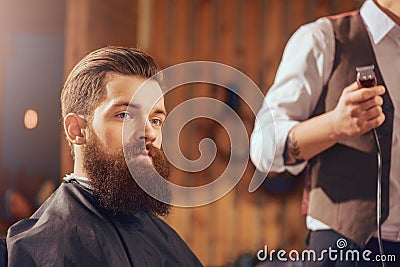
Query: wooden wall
63,0,362,266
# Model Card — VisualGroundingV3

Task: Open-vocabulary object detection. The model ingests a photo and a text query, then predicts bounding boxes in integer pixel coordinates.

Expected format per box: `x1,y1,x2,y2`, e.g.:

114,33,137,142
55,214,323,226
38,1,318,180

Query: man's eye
117,112,132,119
151,118,163,126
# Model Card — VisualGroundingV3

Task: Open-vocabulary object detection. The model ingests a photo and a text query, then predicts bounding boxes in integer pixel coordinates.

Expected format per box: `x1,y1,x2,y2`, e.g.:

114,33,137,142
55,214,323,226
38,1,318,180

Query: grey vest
307,11,394,246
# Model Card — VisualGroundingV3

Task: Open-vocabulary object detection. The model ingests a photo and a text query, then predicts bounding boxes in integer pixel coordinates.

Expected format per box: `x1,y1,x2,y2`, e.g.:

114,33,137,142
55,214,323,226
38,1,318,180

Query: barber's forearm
283,82,385,165
284,111,340,165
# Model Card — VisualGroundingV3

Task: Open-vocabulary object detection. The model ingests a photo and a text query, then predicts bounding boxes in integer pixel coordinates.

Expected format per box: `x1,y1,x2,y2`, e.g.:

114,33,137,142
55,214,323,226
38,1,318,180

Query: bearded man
5,46,202,267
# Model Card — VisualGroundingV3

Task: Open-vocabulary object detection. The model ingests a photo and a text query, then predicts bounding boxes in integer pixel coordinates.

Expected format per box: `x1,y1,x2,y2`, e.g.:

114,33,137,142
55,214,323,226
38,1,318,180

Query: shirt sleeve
250,17,335,175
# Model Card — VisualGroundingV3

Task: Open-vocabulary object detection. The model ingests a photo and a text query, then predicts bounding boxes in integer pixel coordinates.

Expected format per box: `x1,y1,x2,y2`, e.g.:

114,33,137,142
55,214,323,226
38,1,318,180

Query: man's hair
61,46,160,120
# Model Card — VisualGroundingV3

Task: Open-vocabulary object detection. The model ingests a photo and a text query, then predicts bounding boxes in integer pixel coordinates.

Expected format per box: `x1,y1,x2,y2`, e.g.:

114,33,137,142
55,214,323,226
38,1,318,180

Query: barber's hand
330,82,385,138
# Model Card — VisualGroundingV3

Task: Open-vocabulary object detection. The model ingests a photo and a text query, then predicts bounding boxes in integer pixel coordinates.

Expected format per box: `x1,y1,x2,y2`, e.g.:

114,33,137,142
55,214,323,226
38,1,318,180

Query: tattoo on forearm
284,130,305,165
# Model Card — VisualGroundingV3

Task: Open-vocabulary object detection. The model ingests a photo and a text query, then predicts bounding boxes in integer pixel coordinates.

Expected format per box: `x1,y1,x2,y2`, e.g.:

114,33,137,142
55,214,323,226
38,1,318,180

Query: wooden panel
64,0,137,76
149,0,168,65
338,0,362,13
162,0,194,245
262,0,286,93
234,0,263,259
0,48,5,167
187,3,215,261
291,0,309,32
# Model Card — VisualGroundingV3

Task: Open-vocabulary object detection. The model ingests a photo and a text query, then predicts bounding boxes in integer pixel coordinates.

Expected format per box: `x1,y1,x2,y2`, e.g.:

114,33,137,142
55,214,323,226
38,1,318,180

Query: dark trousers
305,230,400,267
0,238,7,267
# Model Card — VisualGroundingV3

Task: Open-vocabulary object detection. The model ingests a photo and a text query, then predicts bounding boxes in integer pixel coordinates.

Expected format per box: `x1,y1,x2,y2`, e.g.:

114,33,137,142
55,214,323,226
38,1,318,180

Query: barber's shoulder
283,17,335,57
295,17,333,42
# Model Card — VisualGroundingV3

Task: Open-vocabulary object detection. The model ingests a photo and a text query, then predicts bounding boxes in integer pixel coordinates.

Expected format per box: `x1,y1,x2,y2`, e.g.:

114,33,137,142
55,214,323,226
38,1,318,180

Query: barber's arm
284,82,386,165
250,18,334,175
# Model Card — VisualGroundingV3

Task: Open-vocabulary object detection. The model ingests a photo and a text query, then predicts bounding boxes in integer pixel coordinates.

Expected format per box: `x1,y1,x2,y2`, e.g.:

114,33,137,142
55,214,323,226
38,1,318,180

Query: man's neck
375,0,400,26
73,149,89,178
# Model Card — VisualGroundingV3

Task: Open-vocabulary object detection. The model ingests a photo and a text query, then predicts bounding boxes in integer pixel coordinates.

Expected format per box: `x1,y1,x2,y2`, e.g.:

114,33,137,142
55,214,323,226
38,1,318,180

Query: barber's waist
307,215,400,242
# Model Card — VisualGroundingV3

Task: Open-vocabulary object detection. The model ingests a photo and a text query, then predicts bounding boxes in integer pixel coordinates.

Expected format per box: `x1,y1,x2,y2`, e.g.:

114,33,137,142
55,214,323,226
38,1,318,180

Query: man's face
91,73,166,157
82,73,171,216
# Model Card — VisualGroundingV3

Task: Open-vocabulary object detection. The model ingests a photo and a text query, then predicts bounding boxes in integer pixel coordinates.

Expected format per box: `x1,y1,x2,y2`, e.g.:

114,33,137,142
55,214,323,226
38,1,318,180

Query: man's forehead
103,73,165,111
105,72,162,95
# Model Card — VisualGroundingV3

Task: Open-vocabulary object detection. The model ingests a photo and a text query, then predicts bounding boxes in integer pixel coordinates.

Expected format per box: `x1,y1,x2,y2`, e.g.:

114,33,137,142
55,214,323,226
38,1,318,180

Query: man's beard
82,130,172,216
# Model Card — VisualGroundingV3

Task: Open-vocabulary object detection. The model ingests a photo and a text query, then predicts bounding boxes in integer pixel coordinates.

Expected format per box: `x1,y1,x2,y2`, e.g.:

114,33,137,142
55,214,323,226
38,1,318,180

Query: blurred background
0,0,362,266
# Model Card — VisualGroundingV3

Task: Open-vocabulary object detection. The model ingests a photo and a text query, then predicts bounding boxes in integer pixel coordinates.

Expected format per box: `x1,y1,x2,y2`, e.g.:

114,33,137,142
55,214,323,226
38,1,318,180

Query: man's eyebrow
111,101,167,116
111,102,140,109
153,108,167,117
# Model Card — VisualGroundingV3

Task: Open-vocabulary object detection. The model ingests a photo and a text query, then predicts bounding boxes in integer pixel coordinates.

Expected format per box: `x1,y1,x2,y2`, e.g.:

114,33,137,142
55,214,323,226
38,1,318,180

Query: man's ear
64,113,87,145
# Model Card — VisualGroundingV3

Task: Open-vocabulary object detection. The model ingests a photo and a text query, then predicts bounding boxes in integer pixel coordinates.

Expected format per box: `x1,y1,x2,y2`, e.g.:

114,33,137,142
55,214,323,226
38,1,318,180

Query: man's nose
133,120,156,143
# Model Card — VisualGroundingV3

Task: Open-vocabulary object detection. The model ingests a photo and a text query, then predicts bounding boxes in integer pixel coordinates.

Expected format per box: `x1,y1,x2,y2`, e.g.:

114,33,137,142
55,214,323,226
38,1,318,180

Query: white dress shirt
250,0,400,242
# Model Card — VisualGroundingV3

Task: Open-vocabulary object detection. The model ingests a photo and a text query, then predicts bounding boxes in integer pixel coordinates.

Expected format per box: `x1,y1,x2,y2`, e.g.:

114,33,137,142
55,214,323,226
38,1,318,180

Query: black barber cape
6,181,203,267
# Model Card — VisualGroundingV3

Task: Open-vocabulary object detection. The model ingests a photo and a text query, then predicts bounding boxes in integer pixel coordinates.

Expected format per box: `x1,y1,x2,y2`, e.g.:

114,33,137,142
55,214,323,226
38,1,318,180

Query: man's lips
137,147,153,162
124,143,155,162
140,150,152,159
